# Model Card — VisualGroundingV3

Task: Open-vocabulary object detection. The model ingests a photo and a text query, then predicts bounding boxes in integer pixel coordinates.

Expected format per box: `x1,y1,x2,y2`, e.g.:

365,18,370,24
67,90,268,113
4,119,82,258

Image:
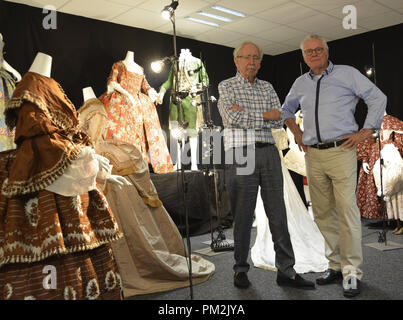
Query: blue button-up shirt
218,72,283,151
281,61,386,145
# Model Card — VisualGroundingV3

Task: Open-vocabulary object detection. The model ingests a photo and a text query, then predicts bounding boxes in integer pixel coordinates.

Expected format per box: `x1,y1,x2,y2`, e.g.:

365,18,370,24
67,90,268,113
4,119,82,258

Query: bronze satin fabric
78,99,215,296
2,72,91,197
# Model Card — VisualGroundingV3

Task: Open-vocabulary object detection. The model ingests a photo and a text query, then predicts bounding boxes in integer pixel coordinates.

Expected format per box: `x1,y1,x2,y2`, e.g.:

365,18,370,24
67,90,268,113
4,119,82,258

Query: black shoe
343,278,361,298
316,269,343,285
234,272,250,289
276,273,316,290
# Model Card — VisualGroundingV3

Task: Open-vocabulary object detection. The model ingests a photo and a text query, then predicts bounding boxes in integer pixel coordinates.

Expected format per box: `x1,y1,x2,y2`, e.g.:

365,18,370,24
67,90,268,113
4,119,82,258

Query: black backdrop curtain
1,2,401,127
1,2,402,213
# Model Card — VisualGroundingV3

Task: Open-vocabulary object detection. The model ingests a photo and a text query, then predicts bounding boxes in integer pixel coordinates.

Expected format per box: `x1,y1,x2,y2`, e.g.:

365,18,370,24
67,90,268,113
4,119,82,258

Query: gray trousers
226,144,296,278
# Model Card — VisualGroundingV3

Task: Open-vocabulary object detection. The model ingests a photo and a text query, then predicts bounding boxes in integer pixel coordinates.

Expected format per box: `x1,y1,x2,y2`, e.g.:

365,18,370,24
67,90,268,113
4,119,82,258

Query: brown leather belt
309,139,347,150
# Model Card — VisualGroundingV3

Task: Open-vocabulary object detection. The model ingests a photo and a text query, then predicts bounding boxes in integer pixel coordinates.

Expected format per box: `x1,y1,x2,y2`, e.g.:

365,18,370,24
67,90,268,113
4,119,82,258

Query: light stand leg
190,136,198,171
178,138,193,300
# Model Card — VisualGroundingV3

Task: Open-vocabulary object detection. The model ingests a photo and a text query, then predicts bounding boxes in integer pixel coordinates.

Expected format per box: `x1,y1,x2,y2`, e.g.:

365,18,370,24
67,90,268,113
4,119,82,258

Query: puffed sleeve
2,102,84,197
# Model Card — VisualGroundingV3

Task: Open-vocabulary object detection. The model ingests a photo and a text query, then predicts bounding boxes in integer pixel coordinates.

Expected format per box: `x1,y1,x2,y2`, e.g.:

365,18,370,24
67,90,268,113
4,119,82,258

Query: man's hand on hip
340,129,374,150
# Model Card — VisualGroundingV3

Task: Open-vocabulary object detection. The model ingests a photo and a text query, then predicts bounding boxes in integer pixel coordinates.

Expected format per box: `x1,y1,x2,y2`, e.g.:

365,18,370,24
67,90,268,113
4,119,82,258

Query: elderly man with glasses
217,41,315,290
282,34,386,298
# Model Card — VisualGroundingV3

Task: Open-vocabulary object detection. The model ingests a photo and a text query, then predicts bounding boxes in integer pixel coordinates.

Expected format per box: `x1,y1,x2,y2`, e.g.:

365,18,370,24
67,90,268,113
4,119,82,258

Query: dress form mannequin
100,52,174,173
82,86,97,102
284,111,312,216
28,52,52,77
1,33,21,151
1,53,123,299
0,33,22,82
178,49,198,171
107,51,159,103
158,48,205,171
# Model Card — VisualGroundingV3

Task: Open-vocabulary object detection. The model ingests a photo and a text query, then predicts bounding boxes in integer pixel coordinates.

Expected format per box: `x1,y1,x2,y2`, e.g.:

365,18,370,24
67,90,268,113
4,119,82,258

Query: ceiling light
197,11,232,22
185,17,219,27
211,5,246,17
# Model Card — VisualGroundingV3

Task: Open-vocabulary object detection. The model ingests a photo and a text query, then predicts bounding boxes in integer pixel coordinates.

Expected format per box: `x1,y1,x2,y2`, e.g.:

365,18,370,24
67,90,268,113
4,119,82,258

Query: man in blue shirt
218,41,315,290
282,34,386,298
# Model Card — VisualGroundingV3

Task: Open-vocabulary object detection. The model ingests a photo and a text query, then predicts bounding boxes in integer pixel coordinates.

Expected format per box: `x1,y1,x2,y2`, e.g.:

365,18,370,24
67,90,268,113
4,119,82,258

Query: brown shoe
394,227,403,235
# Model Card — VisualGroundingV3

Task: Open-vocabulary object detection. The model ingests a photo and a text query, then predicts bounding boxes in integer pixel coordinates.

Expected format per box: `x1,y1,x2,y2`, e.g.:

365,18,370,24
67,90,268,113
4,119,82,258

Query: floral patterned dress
356,115,403,219
99,61,174,174
0,40,16,151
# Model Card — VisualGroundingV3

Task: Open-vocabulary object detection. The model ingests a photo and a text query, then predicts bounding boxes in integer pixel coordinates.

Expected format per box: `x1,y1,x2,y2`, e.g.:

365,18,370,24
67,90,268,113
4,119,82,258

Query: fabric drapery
78,98,215,296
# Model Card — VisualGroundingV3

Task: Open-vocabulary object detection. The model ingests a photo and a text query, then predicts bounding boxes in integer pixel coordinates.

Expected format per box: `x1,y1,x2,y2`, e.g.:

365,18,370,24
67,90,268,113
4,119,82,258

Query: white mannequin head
180,48,191,59
82,86,97,102
29,52,52,77
124,51,134,63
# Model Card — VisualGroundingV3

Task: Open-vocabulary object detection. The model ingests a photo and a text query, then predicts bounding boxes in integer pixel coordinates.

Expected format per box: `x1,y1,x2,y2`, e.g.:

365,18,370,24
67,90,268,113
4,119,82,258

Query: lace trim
1,142,83,197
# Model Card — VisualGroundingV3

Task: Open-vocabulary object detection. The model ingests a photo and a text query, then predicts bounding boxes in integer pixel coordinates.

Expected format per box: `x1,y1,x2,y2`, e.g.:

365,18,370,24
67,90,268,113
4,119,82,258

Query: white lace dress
251,128,328,273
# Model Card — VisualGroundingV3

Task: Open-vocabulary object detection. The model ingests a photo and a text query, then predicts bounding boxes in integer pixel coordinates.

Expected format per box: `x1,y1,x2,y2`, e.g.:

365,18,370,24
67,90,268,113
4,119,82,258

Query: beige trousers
305,145,363,280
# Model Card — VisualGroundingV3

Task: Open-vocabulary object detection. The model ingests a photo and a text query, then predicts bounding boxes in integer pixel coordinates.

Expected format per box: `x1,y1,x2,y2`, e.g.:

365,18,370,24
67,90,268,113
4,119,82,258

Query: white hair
233,41,263,60
300,34,329,51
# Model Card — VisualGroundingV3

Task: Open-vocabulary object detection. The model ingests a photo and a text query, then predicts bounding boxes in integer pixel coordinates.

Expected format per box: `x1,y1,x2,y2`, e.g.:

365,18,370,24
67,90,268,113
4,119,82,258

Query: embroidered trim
5,90,77,132
0,233,123,268
1,142,83,197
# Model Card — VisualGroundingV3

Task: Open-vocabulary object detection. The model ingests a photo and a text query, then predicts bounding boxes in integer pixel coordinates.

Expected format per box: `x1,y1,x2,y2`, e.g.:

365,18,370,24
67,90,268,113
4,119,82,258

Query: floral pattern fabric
99,61,174,174
356,115,403,219
0,40,16,151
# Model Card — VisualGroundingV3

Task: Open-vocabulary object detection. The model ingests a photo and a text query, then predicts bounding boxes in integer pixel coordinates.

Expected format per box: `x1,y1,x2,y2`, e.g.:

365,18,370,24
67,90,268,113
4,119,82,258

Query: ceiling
6,0,403,55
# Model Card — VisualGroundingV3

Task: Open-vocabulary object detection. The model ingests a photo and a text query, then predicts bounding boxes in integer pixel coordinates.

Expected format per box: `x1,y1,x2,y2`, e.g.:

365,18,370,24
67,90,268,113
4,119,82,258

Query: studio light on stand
198,59,234,253
151,56,174,73
366,43,387,245
158,0,194,300
161,0,178,20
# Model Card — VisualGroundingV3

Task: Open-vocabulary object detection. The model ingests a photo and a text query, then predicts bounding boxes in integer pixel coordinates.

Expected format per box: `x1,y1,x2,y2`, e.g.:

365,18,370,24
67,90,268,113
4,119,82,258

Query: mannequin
157,48,209,171
77,94,215,297
22,58,127,196
283,111,312,216
0,33,22,82
0,33,21,151
28,52,52,77
82,86,97,101
356,112,403,221
0,53,123,299
99,51,174,174
107,51,159,102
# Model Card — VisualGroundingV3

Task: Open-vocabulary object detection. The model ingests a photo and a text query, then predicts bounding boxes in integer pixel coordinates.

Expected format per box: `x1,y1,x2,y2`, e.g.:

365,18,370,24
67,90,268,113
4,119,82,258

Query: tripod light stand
198,60,234,253
369,42,388,245
160,0,194,299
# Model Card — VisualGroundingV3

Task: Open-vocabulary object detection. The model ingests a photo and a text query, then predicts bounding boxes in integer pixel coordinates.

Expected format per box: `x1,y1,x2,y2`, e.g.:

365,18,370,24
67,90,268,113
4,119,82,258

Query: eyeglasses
303,47,325,56
237,55,261,61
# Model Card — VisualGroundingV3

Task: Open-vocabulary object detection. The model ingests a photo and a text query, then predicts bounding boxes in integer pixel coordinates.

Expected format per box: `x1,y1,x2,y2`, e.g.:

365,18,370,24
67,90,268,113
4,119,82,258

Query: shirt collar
236,71,259,86
308,60,334,79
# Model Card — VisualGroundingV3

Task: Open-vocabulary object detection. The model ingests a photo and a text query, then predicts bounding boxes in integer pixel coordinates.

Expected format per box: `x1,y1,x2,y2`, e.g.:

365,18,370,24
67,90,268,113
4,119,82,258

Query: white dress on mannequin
251,128,328,273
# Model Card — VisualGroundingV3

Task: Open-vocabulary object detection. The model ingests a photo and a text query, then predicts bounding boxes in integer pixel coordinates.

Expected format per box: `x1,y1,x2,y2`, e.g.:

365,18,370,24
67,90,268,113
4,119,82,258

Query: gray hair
300,34,329,51
233,41,263,60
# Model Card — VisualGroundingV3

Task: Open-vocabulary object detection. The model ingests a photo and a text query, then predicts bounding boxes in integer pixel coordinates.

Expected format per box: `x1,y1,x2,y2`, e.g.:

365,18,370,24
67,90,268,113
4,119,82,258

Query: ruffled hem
1,145,83,197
